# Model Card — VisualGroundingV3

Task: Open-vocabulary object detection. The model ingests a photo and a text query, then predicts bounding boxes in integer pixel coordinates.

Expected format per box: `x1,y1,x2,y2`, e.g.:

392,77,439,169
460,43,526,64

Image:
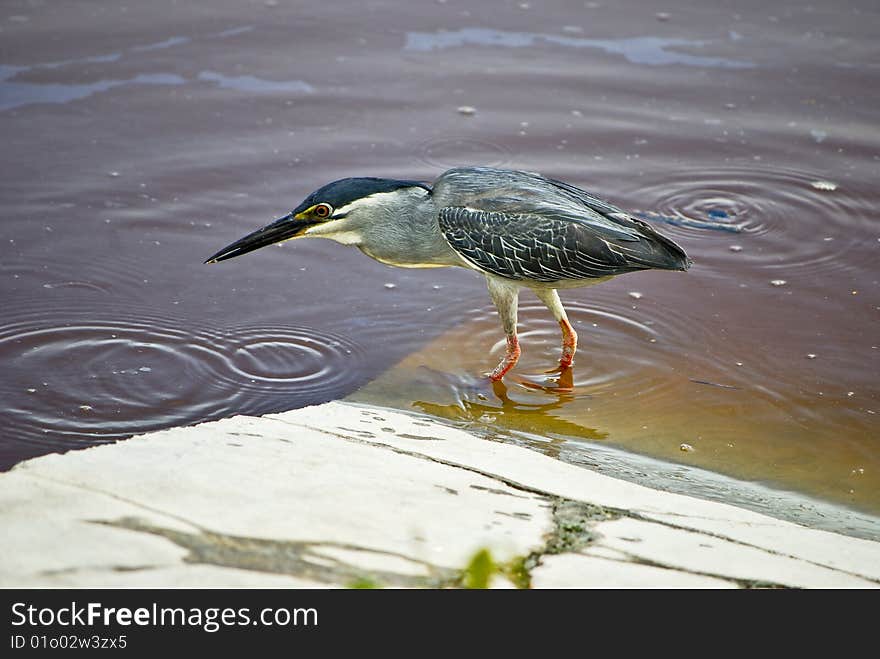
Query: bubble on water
811,180,837,191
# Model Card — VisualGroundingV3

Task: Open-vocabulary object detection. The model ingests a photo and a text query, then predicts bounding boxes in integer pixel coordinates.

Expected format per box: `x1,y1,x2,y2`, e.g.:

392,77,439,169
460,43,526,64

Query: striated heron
205,166,690,380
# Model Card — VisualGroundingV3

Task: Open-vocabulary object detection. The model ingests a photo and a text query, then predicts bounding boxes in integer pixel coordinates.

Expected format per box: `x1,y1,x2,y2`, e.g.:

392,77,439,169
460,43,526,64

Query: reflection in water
0,24,309,112
131,36,192,52
0,64,314,111
0,67,186,111
196,71,314,94
42,53,123,68
405,28,754,69
353,276,880,515
212,26,255,39
400,367,608,460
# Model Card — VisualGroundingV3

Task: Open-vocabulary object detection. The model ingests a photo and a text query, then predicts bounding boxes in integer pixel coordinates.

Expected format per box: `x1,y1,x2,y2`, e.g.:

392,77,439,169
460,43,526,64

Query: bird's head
204,177,430,264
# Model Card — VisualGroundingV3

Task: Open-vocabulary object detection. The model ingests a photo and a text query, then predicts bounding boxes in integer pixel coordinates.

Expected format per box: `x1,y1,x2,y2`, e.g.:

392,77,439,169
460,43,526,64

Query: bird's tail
631,217,692,271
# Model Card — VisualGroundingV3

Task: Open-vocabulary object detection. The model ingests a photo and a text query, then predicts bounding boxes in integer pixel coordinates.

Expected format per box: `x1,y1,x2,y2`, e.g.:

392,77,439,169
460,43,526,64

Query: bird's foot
488,335,520,381
546,351,575,373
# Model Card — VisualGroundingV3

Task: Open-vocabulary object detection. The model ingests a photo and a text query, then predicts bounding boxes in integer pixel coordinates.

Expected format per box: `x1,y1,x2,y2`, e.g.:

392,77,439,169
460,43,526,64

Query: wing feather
433,168,691,283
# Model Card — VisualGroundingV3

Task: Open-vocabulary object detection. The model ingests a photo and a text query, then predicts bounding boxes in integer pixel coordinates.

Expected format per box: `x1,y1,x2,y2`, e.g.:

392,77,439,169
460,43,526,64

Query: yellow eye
314,203,332,218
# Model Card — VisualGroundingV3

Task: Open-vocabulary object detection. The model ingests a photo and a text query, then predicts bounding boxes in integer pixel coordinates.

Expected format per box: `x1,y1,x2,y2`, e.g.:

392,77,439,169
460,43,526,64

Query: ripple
199,324,365,395
625,165,876,277
1,256,154,297
455,297,685,403
415,136,512,169
394,290,784,456
0,305,365,453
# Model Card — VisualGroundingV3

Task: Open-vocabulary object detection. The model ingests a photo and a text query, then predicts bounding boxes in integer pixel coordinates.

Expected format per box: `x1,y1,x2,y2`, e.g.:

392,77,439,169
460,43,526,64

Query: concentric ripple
197,324,365,396
1,255,156,297
624,165,876,278
416,136,512,169
453,296,689,404
0,303,365,459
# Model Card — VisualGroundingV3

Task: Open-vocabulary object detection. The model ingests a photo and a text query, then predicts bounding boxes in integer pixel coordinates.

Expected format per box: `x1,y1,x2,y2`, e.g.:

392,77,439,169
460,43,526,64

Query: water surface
1,0,877,532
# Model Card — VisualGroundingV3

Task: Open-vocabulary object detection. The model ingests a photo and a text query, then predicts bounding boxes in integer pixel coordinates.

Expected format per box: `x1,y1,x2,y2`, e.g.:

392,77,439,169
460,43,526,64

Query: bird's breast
357,244,458,269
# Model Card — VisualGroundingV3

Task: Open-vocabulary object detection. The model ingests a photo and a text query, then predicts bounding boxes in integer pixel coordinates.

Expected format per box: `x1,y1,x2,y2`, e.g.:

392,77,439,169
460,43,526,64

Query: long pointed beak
204,212,315,264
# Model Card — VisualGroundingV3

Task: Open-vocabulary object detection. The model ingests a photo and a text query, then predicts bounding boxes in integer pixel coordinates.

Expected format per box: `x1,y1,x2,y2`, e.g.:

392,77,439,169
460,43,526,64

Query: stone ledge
2,401,878,588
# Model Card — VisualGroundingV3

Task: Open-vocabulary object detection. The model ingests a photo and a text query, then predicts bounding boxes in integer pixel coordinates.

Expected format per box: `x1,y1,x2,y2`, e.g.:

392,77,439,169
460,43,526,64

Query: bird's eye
314,203,332,218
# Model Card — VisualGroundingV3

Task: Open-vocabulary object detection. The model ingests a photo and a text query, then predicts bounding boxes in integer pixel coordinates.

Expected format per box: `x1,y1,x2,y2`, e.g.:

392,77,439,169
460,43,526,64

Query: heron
205,166,690,380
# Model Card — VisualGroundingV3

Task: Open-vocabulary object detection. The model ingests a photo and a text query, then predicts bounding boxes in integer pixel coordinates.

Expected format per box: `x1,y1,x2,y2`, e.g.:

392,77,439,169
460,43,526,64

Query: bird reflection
412,365,607,459
509,364,575,394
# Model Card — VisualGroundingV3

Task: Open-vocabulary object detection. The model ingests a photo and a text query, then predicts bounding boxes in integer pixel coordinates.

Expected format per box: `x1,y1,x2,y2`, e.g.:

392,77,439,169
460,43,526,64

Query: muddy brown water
1,1,877,534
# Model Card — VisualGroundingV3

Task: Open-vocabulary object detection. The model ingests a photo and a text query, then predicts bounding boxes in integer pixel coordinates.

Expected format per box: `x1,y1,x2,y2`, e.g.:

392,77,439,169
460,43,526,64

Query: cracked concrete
1,401,878,588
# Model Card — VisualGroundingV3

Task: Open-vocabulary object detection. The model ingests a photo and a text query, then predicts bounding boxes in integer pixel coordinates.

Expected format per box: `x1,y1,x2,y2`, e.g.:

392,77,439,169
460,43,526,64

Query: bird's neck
351,189,465,268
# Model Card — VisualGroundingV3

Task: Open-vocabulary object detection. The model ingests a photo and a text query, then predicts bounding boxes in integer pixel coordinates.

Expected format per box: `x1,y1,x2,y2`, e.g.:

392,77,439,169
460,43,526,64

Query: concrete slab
588,517,876,588
2,401,878,588
271,403,880,583
531,554,737,589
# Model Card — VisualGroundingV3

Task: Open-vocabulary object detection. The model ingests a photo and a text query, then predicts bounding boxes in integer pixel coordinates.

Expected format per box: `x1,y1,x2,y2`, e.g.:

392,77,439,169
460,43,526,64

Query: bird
205,166,691,381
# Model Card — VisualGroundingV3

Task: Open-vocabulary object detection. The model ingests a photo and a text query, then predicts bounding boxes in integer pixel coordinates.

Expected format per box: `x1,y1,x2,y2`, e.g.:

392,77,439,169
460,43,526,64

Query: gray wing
434,168,690,283
439,207,634,282
432,167,690,282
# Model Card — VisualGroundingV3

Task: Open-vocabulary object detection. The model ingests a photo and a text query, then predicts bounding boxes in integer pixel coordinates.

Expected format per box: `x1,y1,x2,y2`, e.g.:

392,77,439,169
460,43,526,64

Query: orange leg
486,277,521,381
534,289,578,372
558,317,578,369
490,334,521,381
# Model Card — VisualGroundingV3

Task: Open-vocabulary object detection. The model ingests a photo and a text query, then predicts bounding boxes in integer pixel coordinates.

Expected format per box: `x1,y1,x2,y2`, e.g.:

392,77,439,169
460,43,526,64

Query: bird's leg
557,317,578,369
534,289,578,370
486,277,521,381
490,334,521,381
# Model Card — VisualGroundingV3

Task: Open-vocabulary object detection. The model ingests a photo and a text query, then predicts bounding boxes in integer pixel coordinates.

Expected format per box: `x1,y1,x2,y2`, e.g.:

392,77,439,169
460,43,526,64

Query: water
1,1,877,528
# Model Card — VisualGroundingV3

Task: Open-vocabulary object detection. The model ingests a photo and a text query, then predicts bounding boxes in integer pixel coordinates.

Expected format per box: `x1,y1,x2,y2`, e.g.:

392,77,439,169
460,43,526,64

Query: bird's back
432,167,691,284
